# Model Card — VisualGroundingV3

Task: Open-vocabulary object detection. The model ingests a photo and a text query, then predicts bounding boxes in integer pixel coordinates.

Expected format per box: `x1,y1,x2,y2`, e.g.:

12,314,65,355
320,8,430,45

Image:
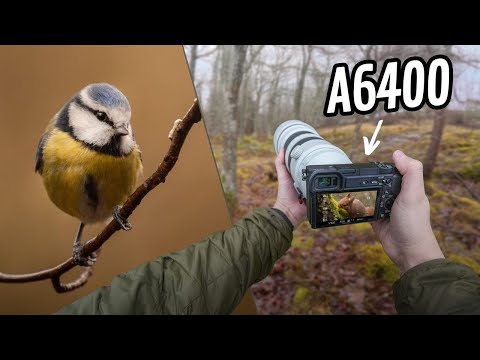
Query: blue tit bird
35,83,143,266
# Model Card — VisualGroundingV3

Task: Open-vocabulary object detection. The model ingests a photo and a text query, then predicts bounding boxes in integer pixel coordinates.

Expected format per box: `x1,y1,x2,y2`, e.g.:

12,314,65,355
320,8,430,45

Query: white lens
273,120,351,197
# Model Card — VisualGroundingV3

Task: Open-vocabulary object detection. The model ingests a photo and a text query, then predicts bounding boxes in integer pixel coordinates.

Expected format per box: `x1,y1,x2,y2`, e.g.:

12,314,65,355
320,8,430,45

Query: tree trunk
206,48,223,136
243,97,255,135
349,117,362,162
240,76,253,136
293,45,313,119
265,73,281,136
189,45,198,83
222,45,248,207
423,108,446,179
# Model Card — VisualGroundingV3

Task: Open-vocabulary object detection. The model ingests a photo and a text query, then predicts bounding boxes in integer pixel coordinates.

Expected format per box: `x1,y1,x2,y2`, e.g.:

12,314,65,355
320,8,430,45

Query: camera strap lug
302,169,307,181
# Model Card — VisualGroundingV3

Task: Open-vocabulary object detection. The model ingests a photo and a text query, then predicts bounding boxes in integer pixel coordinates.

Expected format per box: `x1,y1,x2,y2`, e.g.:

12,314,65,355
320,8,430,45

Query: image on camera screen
316,191,377,224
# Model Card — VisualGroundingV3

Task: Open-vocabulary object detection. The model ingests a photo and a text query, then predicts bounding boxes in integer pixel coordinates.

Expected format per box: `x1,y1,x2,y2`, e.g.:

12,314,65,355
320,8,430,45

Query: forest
185,45,480,314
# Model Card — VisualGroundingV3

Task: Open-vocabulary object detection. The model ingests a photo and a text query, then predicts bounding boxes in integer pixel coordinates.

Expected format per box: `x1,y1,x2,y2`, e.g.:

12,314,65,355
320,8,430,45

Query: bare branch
448,170,480,201
0,99,202,293
197,46,217,58
52,267,93,293
243,45,264,73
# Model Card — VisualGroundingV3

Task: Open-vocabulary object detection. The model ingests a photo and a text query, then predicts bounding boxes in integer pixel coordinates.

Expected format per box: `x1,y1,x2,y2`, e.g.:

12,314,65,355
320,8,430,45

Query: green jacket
393,259,480,314
56,208,480,315
56,208,293,315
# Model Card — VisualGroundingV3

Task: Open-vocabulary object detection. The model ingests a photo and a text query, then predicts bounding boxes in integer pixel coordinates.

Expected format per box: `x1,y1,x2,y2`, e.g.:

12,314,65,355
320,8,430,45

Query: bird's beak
114,124,129,136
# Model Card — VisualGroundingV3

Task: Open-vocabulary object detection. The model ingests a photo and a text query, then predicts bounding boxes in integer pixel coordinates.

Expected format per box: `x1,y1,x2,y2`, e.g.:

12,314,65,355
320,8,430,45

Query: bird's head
61,83,135,156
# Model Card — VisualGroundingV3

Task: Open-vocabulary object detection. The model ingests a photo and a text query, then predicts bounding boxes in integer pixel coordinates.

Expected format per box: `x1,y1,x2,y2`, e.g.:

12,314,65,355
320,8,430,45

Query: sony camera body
273,120,402,229
303,162,402,228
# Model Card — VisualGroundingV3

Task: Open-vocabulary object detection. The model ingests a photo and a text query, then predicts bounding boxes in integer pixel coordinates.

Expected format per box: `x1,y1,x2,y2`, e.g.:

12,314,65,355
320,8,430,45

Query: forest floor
210,120,480,314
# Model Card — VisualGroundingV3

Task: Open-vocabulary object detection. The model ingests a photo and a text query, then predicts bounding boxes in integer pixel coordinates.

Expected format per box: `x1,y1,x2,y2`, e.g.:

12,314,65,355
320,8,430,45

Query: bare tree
189,45,199,82
424,108,446,178
293,45,314,119
185,45,217,83
222,45,248,205
187,45,480,180
421,45,453,178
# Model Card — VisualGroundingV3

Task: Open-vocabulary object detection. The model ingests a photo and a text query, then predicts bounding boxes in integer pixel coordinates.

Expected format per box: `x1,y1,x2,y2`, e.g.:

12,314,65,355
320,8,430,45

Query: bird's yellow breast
40,128,143,224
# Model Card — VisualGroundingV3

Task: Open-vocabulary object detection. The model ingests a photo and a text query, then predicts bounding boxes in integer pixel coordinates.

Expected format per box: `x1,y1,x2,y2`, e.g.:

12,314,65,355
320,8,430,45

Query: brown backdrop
0,45,256,314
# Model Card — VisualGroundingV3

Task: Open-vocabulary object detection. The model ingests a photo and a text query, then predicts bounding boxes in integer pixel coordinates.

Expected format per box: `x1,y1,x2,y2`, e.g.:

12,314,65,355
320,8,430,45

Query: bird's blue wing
35,132,49,174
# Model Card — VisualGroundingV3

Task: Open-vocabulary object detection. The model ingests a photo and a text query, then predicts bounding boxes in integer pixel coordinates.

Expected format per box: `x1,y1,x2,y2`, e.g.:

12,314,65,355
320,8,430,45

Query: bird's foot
168,119,183,140
113,205,132,231
72,244,97,267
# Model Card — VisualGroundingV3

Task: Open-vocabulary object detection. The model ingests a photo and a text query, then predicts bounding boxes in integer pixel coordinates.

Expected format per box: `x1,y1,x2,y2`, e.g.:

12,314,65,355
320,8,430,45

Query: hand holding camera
273,120,401,228
371,150,444,274
273,147,308,229
272,120,444,274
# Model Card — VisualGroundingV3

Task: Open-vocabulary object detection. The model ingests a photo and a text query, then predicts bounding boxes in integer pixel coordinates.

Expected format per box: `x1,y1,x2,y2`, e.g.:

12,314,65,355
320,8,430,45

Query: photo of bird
35,83,143,266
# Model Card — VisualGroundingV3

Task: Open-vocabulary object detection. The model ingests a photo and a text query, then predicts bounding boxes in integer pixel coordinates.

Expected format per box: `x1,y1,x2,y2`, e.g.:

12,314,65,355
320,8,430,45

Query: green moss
351,222,374,236
433,229,444,241
237,167,251,179
224,191,236,211
459,163,480,182
431,190,449,200
424,179,435,194
452,196,480,225
326,194,347,220
449,255,480,274
293,287,309,306
243,135,255,144
325,240,338,252
327,225,349,237
292,235,314,250
356,243,399,283
238,135,273,154
297,220,312,233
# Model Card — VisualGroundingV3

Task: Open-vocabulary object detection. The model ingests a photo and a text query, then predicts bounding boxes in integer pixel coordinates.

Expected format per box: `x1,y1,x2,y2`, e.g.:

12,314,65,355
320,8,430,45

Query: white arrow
363,119,383,156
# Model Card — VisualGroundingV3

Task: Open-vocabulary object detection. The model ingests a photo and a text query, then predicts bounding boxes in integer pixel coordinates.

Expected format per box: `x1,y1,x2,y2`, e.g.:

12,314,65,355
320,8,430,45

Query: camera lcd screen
316,191,377,225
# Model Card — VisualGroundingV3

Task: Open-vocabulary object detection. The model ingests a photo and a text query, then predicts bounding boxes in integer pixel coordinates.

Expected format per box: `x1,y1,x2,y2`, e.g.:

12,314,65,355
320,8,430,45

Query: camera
273,120,402,228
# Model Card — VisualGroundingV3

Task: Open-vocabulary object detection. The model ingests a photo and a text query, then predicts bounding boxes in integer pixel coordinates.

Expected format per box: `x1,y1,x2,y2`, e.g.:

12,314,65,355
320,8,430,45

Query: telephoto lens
273,120,351,198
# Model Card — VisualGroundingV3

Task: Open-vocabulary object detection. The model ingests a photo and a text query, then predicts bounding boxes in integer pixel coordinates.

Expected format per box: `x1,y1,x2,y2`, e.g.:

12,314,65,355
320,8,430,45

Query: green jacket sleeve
393,259,480,314
55,208,293,315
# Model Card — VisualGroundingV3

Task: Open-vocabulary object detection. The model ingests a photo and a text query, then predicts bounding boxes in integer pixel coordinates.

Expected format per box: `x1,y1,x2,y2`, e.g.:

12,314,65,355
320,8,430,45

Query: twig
52,267,93,293
0,99,202,293
447,170,480,201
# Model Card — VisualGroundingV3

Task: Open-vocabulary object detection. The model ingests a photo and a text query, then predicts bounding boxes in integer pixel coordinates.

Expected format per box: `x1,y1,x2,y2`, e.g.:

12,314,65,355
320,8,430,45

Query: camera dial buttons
382,178,392,184
384,198,394,210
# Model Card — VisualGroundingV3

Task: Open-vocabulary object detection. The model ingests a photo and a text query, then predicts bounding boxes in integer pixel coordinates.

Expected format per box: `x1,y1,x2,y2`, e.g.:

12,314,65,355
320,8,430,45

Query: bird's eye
96,111,107,121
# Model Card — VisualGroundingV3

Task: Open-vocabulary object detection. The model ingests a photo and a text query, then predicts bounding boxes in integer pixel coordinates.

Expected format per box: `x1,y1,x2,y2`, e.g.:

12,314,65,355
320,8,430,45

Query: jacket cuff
393,258,479,314
270,208,294,231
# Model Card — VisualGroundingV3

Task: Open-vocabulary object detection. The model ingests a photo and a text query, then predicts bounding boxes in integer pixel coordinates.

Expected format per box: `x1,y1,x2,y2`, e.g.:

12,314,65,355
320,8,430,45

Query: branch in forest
448,170,480,201
0,99,202,293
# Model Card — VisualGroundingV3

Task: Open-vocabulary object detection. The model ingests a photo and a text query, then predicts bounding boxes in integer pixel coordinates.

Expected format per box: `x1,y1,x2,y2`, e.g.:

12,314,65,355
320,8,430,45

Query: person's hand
371,150,444,274
273,148,307,229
